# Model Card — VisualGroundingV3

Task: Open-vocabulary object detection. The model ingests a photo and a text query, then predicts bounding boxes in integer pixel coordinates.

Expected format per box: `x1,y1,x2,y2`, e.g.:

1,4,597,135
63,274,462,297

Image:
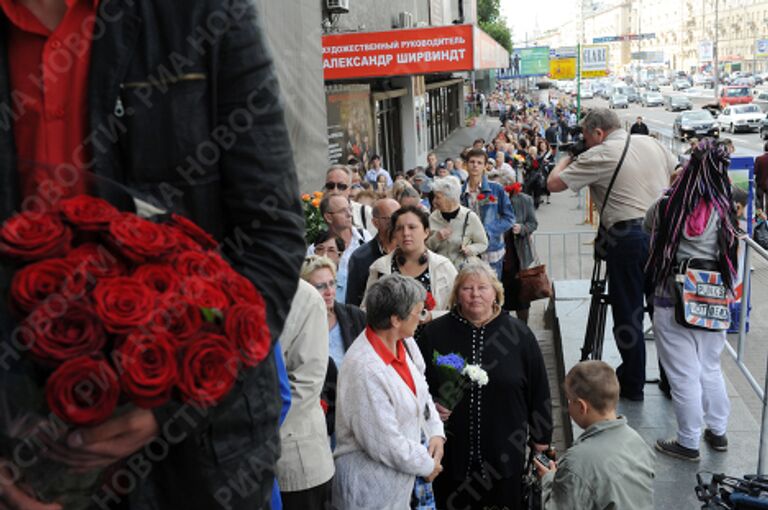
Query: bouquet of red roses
0,195,271,508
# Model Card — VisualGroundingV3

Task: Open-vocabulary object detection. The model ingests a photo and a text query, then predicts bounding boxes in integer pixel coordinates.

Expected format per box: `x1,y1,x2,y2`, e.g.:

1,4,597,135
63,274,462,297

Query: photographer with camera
547,108,678,401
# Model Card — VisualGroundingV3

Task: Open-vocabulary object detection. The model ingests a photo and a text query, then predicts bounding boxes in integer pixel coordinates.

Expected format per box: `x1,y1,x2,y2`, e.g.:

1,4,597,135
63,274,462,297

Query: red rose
180,277,230,311
169,228,205,253
533,160,540,170
133,264,181,296
0,211,72,261
116,332,178,409
174,251,230,281
424,291,436,311
219,271,260,305
504,185,514,193
21,304,106,366
224,302,271,367
59,195,120,231
45,356,120,426
170,213,218,250
489,195,497,203
476,193,486,201
93,277,158,334
178,333,239,406
109,213,175,263
148,296,203,347
67,243,126,279
10,258,87,313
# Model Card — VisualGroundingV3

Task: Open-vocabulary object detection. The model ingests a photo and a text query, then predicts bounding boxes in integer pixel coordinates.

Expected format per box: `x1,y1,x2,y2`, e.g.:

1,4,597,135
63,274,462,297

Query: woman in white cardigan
363,205,458,318
333,274,445,509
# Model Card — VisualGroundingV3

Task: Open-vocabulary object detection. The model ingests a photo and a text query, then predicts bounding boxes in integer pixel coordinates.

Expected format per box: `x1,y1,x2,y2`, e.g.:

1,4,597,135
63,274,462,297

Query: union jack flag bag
673,258,731,331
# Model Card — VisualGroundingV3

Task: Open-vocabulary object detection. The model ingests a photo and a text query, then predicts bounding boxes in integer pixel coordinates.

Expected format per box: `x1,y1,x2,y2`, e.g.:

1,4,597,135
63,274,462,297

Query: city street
581,88,767,157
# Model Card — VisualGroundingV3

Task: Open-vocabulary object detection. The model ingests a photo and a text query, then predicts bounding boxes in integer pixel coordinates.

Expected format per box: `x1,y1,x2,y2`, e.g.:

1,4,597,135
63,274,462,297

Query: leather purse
517,237,552,302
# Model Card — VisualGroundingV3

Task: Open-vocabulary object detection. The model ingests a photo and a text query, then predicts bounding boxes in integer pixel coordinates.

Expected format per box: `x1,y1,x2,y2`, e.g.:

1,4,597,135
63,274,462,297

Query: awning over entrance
322,24,509,80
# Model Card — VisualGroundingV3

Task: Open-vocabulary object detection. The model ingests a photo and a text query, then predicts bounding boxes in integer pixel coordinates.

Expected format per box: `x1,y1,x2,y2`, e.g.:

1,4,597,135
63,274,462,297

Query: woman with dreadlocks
644,139,739,462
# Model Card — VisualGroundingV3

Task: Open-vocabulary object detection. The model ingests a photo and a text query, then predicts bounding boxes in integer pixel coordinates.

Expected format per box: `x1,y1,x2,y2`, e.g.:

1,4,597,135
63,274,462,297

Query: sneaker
655,439,700,461
704,429,728,452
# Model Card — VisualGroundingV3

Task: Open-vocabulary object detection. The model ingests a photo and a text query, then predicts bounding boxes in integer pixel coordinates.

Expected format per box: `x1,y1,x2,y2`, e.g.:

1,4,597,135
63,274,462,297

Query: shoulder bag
517,234,552,303
594,134,632,260
673,258,731,331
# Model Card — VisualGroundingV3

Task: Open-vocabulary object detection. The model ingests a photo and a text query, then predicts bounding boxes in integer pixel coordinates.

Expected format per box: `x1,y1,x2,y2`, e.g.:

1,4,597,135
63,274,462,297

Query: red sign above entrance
322,25,475,80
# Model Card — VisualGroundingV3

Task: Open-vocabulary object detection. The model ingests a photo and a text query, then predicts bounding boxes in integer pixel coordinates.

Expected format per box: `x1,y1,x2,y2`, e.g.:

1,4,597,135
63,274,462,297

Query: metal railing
531,230,596,281
733,234,768,474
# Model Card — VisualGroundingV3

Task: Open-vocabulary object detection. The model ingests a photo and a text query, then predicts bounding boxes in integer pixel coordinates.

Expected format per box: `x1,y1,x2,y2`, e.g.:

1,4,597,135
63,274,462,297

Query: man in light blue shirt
364,155,392,187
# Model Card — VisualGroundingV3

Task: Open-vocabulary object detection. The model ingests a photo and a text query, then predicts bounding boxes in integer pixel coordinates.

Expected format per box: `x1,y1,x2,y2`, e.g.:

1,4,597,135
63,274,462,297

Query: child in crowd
536,361,655,510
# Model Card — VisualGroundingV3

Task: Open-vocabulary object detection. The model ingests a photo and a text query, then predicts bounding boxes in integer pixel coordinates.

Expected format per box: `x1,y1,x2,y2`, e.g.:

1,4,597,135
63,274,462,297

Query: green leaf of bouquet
201,308,223,323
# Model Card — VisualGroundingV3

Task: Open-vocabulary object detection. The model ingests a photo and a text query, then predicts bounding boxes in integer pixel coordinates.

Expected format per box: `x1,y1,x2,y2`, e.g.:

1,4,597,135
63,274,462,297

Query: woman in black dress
418,261,552,510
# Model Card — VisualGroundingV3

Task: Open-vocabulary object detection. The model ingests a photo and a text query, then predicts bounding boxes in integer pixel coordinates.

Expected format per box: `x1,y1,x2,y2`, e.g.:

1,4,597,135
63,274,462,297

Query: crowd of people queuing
0,1,751,509
275,96,752,510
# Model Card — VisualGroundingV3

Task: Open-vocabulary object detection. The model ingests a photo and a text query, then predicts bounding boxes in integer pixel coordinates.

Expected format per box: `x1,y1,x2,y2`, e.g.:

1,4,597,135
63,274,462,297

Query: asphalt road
581,87,766,157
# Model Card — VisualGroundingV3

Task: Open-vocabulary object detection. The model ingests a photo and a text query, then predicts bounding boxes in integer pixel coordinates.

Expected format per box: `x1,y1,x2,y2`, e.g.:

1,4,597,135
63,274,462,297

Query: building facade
321,0,505,177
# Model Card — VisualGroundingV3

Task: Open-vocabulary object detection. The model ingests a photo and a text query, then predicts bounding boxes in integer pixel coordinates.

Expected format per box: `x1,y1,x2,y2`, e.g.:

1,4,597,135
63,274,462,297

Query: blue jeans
605,222,651,398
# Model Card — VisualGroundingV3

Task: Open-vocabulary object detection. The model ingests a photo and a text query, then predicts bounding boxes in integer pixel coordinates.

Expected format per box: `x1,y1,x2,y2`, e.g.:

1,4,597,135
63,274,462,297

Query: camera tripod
580,258,610,361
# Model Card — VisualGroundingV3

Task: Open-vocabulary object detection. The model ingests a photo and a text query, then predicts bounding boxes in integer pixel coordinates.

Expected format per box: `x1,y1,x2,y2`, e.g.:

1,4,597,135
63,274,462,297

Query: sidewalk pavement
433,117,502,161
538,188,762,509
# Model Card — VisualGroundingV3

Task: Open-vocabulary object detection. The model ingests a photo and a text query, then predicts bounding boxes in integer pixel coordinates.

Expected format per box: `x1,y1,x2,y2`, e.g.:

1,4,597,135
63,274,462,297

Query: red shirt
365,326,416,395
0,0,99,203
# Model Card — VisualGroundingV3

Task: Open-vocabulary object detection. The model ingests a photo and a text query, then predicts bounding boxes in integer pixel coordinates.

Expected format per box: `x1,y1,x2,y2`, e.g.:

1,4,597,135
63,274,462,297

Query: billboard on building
581,45,609,78
498,47,550,78
325,84,374,166
757,39,768,59
322,25,474,80
549,58,576,80
699,41,714,62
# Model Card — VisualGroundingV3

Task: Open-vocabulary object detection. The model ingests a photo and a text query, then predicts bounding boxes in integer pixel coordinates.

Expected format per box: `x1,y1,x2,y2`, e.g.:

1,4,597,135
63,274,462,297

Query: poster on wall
326,84,374,166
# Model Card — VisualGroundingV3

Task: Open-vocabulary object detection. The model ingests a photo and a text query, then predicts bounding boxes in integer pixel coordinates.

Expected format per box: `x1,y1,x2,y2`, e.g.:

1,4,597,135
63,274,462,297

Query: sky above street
500,0,577,46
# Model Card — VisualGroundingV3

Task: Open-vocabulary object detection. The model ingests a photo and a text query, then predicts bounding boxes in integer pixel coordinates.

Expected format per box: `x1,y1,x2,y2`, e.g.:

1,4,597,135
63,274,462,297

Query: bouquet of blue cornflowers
432,351,489,411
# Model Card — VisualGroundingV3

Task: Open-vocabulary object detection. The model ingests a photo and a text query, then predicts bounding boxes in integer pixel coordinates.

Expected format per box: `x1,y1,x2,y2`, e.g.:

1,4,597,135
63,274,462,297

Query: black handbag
521,449,542,510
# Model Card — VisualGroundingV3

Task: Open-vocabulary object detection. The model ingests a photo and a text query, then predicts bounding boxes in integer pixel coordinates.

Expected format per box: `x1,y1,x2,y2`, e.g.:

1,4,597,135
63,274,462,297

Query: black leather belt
609,218,643,230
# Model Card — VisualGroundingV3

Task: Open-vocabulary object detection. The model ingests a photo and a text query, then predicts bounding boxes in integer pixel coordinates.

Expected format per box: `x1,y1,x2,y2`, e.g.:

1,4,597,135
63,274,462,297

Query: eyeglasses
325,182,349,191
313,280,336,291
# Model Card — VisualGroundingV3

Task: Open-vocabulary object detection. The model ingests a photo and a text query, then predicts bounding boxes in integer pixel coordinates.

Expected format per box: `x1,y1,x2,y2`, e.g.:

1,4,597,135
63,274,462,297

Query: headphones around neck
395,249,428,267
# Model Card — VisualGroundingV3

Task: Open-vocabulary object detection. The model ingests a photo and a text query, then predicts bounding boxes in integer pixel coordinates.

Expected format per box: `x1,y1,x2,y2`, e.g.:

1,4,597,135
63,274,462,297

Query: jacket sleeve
523,325,553,445
346,369,435,477
404,338,445,442
466,210,489,256
274,342,292,425
279,281,329,433
153,0,304,437
541,463,597,509
345,251,365,307
519,196,539,236
485,185,516,239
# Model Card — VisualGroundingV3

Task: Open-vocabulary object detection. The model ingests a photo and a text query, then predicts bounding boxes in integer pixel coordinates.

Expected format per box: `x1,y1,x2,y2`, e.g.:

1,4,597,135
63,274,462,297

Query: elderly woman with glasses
333,274,445,509
427,177,488,270
301,256,366,437
418,261,552,510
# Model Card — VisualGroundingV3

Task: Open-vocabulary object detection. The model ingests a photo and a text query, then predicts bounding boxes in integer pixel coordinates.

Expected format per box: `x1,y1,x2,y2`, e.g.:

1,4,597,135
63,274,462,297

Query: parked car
609,94,629,109
665,95,693,111
672,79,691,91
693,74,715,88
760,115,768,140
754,90,768,113
717,104,764,133
733,77,756,87
580,88,594,99
657,76,671,86
641,91,664,107
673,110,719,140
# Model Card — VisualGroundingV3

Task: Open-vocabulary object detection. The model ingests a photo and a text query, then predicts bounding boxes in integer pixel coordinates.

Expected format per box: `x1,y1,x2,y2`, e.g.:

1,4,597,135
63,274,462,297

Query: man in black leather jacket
0,1,304,509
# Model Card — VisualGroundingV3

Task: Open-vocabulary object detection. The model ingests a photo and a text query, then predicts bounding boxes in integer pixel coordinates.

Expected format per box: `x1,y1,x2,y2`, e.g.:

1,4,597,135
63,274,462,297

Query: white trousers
653,307,731,449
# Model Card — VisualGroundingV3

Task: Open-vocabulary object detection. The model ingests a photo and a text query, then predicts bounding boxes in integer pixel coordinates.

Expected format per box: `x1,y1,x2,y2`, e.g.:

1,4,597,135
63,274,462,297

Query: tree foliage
477,0,513,52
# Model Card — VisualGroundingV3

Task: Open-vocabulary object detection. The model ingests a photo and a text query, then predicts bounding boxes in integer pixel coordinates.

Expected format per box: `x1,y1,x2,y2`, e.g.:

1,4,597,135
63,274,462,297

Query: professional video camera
559,126,589,158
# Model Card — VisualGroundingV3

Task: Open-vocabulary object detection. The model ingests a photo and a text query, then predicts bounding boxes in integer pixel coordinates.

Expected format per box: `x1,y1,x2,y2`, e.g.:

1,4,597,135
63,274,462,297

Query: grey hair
432,176,462,204
365,273,427,330
581,108,621,134
326,164,352,181
396,185,421,203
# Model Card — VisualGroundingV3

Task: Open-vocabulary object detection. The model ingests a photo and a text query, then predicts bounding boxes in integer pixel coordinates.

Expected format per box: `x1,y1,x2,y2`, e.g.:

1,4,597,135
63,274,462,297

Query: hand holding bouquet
432,351,489,411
